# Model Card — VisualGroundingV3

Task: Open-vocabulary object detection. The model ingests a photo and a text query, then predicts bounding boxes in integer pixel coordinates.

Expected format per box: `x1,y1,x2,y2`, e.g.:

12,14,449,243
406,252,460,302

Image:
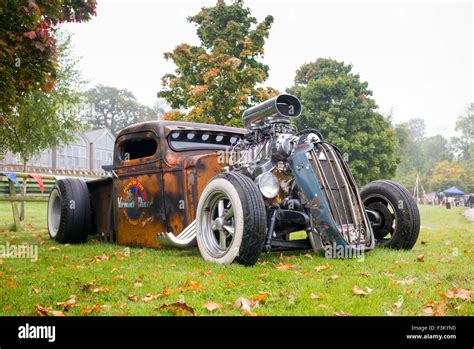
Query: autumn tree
82,85,156,135
0,0,96,119
430,160,465,193
0,31,85,221
288,58,399,185
158,0,278,126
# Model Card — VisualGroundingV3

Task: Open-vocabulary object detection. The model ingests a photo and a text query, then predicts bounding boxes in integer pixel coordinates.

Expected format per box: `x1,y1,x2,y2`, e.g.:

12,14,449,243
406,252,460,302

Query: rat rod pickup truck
47,94,420,266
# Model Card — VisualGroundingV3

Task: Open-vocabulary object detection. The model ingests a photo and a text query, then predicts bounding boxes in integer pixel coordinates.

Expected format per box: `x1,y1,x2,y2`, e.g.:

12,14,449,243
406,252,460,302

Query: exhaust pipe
242,94,302,129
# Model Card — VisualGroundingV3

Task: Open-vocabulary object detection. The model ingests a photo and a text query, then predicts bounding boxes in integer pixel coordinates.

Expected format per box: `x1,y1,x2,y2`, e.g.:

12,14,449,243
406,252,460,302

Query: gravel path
463,208,474,223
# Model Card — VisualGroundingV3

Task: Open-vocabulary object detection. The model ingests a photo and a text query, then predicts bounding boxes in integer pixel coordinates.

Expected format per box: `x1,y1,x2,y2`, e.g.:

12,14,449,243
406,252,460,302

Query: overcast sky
63,0,473,136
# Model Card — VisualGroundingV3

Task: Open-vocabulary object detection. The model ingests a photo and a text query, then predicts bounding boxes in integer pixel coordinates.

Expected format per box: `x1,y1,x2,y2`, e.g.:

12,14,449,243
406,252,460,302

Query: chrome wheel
199,190,236,258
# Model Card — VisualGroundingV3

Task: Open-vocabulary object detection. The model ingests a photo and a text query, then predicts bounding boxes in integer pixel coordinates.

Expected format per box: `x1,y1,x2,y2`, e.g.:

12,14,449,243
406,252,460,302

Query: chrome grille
308,143,372,247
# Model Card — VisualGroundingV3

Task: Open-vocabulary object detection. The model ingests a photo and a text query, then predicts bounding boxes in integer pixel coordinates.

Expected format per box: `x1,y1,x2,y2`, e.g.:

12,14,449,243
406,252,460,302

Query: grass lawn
0,201,472,316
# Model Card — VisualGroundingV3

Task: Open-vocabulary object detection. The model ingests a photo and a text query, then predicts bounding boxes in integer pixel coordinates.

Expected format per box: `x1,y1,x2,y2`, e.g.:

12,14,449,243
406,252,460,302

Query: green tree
82,85,156,135
158,0,277,126
287,58,399,185
460,144,474,193
452,103,474,160
0,31,85,221
0,0,96,119
393,118,452,192
422,135,452,167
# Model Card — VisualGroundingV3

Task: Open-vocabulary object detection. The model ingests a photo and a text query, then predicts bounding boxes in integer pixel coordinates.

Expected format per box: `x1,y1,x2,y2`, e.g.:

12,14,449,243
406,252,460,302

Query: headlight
255,172,279,199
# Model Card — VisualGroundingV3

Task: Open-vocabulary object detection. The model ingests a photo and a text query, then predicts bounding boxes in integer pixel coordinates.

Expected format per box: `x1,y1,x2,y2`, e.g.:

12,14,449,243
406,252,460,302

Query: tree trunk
19,159,27,221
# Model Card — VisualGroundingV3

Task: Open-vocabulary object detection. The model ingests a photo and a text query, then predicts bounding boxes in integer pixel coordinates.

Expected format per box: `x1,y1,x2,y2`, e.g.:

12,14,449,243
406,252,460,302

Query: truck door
112,130,166,248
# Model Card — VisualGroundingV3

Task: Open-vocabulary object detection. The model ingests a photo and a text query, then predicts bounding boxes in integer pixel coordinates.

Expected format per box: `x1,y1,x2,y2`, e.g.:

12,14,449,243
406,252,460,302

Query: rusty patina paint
98,120,246,249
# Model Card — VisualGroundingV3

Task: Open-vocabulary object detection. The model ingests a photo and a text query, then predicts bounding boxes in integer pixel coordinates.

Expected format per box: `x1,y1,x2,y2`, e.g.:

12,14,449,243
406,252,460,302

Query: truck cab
49,120,245,248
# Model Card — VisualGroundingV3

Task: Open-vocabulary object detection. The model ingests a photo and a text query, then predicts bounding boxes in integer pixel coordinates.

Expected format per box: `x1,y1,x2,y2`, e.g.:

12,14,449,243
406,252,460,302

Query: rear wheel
360,180,420,249
196,172,266,266
47,178,91,244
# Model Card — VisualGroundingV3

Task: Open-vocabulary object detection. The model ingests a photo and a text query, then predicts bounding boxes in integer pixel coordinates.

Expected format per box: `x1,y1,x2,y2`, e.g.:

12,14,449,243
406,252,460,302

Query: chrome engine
230,94,374,254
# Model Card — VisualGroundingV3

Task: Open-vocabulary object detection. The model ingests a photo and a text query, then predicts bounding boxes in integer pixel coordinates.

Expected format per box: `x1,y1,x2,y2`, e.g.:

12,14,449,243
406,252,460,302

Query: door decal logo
118,178,153,225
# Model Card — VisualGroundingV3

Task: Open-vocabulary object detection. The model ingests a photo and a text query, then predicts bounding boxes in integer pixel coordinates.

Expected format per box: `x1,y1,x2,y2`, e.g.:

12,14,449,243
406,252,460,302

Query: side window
117,132,159,163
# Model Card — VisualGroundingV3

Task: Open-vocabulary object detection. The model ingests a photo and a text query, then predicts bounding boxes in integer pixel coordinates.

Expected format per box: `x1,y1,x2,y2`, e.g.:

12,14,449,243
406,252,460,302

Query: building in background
0,128,115,174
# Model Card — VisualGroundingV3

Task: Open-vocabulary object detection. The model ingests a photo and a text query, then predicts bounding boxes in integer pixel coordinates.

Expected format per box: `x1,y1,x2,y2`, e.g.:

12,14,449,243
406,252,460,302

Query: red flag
29,174,44,193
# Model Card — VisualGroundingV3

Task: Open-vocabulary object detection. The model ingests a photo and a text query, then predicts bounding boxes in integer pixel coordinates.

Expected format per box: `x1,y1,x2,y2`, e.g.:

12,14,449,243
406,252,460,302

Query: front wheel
196,172,267,266
360,180,420,249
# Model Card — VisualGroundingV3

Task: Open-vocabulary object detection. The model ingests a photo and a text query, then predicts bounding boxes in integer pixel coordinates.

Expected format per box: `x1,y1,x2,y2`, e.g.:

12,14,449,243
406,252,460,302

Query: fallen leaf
34,304,67,317
0,259,3,265
5,279,18,288
352,286,373,296
49,310,67,317
128,294,138,302
303,253,313,259
329,274,339,280
155,288,177,298
203,301,222,312
318,304,329,310
391,277,416,286
181,279,201,291
313,265,329,272
157,302,195,316
31,286,39,294
421,305,445,316
442,288,471,302
334,310,350,316
92,286,112,293
455,289,472,301
48,247,60,251
142,294,154,302
80,279,98,291
251,292,270,303
91,254,109,263
276,263,294,271
309,293,320,299
57,295,77,309
234,297,259,311
81,304,102,315
416,255,425,262
434,306,447,316
198,270,212,277
392,299,403,309
34,304,48,316
242,310,263,316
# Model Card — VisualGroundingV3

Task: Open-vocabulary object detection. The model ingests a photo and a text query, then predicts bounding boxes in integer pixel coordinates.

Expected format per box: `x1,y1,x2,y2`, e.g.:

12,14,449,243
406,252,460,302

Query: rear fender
86,177,115,241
